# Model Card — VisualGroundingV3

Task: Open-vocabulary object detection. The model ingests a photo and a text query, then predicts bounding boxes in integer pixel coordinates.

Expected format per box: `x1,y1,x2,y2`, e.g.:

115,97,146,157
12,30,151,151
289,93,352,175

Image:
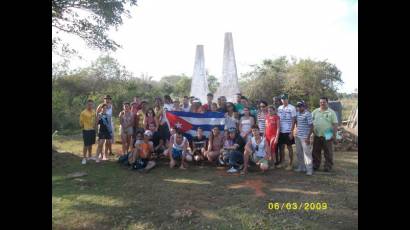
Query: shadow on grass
52,150,358,229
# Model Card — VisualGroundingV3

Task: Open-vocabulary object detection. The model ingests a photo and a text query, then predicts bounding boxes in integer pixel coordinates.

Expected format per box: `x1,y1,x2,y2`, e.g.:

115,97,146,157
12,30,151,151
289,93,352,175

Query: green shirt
235,103,244,115
312,108,338,137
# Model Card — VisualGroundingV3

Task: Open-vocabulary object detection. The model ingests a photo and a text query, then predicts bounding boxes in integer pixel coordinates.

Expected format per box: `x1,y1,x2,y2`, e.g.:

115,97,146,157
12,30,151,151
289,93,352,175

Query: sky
52,0,358,93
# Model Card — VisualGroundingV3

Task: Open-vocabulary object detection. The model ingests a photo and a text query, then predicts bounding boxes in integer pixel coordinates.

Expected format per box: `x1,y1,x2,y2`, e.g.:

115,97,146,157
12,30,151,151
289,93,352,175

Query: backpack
118,153,130,166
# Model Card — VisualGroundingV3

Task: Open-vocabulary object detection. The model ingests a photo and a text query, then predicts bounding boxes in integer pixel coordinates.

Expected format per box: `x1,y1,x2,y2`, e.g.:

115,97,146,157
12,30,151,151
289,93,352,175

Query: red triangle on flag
165,112,193,133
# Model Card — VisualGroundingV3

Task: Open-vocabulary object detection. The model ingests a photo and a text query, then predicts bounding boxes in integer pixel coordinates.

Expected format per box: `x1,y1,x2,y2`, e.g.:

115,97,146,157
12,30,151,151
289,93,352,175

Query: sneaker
276,163,284,169
227,167,238,173
218,158,225,166
89,156,96,161
238,164,244,170
285,165,293,171
81,158,87,165
306,170,313,176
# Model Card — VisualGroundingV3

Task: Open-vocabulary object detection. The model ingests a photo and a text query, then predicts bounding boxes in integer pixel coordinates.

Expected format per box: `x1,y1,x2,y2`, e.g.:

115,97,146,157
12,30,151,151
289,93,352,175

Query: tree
207,75,219,94
52,0,138,52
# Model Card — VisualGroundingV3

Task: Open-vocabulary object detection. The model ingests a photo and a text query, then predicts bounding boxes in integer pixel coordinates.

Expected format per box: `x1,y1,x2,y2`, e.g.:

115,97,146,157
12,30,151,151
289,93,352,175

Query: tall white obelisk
215,32,240,102
190,45,209,104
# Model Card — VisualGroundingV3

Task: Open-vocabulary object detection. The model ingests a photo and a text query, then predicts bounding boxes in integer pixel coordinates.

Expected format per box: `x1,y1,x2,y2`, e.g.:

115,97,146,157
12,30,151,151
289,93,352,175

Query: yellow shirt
80,109,96,130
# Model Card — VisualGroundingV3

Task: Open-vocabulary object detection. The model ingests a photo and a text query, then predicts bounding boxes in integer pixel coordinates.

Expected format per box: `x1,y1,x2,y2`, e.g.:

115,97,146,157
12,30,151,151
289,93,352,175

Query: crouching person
222,127,246,173
129,130,156,172
191,127,208,163
169,129,192,169
242,125,271,175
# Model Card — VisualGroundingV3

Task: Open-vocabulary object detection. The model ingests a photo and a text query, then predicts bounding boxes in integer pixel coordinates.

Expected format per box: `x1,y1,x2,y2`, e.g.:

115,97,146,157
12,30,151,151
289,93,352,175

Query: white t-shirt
278,104,296,133
164,103,174,112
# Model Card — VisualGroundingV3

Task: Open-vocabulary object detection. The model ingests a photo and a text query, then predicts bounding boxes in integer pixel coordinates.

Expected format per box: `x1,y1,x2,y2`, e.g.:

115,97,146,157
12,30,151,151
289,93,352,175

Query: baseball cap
144,130,153,137
296,101,306,107
280,94,288,100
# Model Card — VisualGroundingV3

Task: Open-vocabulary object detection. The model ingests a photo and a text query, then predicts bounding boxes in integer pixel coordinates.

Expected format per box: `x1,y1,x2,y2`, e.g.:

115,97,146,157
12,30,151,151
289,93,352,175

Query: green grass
53,134,358,230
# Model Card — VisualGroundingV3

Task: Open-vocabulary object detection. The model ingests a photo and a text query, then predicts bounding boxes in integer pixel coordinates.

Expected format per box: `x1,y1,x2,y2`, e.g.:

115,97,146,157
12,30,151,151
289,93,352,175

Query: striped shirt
296,110,313,139
257,111,268,134
278,104,296,133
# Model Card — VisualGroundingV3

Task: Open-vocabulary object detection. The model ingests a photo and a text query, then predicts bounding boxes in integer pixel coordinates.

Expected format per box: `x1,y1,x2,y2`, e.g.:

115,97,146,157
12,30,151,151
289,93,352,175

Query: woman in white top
163,95,174,112
239,107,255,143
224,102,239,131
242,125,271,174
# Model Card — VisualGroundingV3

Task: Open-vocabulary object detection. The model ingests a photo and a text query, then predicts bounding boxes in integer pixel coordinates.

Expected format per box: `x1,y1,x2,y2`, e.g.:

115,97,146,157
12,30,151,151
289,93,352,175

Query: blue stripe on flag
168,111,225,118
191,124,224,132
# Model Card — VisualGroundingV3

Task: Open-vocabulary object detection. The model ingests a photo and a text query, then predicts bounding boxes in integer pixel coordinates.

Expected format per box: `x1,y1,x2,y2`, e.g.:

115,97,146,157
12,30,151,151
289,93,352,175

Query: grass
53,134,358,230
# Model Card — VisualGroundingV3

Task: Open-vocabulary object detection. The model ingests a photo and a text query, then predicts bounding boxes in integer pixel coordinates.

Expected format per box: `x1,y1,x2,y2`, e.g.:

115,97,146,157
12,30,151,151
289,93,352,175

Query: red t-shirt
265,114,280,139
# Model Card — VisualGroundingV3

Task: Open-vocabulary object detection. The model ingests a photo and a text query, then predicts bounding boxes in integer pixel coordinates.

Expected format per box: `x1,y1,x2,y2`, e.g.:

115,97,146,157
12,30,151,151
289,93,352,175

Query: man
277,94,297,170
202,93,214,112
190,127,208,162
234,93,244,116
242,125,271,175
222,128,246,173
79,99,96,164
119,102,135,156
182,96,191,112
168,129,192,169
311,97,338,172
272,96,282,110
149,123,165,158
131,96,142,114
217,96,227,113
295,101,314,175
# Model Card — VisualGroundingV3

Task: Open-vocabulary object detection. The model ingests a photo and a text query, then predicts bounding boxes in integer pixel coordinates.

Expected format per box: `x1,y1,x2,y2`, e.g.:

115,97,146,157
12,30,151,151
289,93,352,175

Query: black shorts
98,131,112,140
278,132,295,146
83,130,96,146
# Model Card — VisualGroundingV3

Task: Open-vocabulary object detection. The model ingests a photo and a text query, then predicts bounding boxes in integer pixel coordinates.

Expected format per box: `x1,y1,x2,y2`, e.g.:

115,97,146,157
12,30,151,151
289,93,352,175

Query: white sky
52,0,358,93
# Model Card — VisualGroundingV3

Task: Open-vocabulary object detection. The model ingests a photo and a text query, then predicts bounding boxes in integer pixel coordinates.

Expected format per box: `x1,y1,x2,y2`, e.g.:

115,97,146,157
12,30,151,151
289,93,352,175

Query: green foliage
207,75,219,93
240,57,343,109
52,0,138,52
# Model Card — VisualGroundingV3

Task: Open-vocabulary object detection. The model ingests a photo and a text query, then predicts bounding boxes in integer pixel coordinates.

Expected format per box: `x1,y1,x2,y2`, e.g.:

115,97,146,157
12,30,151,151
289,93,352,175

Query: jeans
228,151,244,168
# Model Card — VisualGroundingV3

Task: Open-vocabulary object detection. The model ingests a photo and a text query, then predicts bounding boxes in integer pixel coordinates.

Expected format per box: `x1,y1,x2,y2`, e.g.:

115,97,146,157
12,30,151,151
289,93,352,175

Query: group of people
79,92,338,175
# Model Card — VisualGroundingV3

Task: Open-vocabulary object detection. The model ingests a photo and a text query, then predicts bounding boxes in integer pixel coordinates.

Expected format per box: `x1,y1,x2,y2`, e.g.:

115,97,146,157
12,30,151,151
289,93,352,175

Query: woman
256,100,269,136
143,108,159,131
204,126,224,162
163,95,174,112
242,125,271,174
97,95,115,156
239,107,255,143
211,102,218,112
224,102,239,131
119,102,135,156
95,104,112,162
265,105,280,164
155,97,171,145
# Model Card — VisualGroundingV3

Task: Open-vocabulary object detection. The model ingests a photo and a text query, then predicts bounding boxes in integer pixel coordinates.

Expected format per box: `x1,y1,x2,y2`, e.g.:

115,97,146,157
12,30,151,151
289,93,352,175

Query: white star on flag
175,122,182,129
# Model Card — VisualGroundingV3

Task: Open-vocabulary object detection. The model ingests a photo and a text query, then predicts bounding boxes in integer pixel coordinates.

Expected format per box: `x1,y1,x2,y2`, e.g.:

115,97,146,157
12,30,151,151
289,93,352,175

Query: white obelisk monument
215,32,240,102
190,45,209,104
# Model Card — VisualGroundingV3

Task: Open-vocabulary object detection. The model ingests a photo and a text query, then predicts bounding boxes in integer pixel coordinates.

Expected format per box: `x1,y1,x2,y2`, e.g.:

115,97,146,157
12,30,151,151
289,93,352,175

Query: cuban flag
165,111,225,139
